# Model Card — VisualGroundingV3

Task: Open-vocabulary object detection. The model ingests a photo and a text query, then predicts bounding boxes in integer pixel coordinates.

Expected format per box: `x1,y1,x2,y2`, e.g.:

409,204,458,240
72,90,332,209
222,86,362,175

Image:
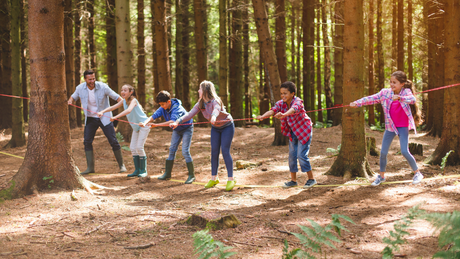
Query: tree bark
65,0,77,129
0,0,12,129
252,0,287,146
376,0,385,126
218,0,228,108
115,0,133,141
391,0,397,70
316,6,322,123
181,0,191,110
8,0,26,148
275,0,287,83
321,0,332,123
327,0,373,178
88,0,96,75
193,0,207,124
153,0,172,92
175,0,183,101
290,4,296,82
397,0,404,71
332,0,343,126
6,0,87,199
426,0,460,165
229,0,244,127
368,0,375,126
74,0,82,127
150,0,160,101
20,0,28,123
243,0,250,121
137,0,146,107
106,0,118,119
302,0,314,115
407,0,413,81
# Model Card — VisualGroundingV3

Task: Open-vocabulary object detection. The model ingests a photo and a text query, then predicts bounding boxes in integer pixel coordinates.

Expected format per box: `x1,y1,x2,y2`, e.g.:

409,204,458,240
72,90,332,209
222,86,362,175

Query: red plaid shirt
271,96,312,144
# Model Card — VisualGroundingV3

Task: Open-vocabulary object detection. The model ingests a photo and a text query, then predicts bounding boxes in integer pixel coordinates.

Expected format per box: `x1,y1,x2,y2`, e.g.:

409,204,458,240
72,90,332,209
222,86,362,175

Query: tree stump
409,143,423,156
185,212,242,230
366,137,380,157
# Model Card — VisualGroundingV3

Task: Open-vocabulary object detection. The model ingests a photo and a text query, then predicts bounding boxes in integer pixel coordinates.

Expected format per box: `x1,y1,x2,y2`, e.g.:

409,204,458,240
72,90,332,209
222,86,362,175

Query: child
256,81,317,188
350,71,424,186
97,84,150,177
140,91,195,184
170,80,236,191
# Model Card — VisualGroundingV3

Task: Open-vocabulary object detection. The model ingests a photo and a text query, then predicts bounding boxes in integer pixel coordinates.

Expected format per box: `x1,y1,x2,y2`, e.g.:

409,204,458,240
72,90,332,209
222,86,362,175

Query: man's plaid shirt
271,96,312,145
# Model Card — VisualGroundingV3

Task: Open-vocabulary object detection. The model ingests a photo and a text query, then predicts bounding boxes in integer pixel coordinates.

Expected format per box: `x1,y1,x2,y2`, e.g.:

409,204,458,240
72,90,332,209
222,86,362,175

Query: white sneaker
412,172,424,184
371,175,385,186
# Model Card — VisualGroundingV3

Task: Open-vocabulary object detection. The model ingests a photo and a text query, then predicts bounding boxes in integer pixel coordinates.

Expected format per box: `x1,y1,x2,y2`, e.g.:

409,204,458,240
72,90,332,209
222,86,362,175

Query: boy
256,81,317,188
140,91,195,183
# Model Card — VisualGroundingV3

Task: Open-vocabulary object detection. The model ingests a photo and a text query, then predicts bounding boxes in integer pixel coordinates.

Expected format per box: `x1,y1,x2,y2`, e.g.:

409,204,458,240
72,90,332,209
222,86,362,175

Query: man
68,70,127,175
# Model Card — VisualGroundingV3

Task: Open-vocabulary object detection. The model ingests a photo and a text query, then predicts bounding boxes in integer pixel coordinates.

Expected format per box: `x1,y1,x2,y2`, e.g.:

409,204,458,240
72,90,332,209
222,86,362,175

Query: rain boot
138,156,148,177
113,149,127,173
158,160,173,180
81,151,95,175
185,161,195,184
127,156,140,177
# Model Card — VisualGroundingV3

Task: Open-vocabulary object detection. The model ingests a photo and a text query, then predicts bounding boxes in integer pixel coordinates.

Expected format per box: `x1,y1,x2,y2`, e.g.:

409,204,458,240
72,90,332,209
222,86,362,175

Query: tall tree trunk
275,0,287,83
218,0,228,107
426,0,436,132
88,0,96,74
376,0,385,126
397,0,404,71
327,0,373,178
407,0,413,81
74,0,82,127
181,0,191,110
193,0,207,124
115,0,133,141
8,0,26,148
428,0,444,137
253,0,287,145
322,0,332,123
302,0,314,115
426,0,460,165
20,0,28,123
137,0,146,107
175,0,183,101
0,0,12,129
106,0,118,119
391,0,397,70
65,0,77,129
7,0,86,199
290,4,296,82
229,0,244,126
259,46,270,126
243,0,250,121
153,0,172,92
368,0,375,126
150,0,160,101
296,5,301,89
332,0,343,126
309,0,315,123
316,6,322,123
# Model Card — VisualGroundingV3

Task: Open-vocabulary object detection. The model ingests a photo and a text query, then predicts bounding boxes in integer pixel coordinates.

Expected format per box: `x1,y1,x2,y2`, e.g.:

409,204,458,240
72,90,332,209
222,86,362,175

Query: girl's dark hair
391,71,423,126
280,81,297,94
156,90,171,103
198,80,224,109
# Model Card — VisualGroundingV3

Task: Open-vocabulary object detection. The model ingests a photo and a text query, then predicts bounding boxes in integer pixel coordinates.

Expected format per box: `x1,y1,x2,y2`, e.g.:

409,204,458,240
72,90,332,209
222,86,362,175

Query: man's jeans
84,117,121,151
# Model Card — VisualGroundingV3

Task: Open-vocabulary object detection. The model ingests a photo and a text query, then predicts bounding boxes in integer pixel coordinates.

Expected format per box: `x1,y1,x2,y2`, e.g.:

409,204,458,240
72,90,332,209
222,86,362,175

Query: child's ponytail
391,71,423,126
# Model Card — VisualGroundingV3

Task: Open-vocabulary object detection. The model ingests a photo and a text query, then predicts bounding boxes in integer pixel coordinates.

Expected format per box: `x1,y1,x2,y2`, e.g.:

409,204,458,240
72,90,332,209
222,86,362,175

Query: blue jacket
151,98,193,131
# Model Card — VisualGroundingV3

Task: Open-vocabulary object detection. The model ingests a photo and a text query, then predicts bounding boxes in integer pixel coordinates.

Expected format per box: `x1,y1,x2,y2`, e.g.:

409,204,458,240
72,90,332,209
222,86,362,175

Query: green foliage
440,150,454,172
313,122,324,128
370,123,385,132
424,211,460,258
42,176,54,188
326,144,341,156
192,229,236,259
382,204,425,259
282,239,310,259
116,132,124,143
0,181,16,202
286,214,355,258
121,146,131,151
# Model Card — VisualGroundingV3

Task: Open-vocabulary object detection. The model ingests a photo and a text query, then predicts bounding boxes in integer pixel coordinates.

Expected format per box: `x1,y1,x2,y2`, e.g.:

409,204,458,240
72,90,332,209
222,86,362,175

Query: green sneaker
204,178,219,188
225,180,236,191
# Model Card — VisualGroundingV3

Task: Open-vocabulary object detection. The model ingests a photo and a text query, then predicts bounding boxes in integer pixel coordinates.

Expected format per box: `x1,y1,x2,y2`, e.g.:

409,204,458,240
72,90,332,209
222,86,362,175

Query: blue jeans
167,126,194,163
289,136,312,173
83,117,121,151
211,123,234,177
380,127,418,172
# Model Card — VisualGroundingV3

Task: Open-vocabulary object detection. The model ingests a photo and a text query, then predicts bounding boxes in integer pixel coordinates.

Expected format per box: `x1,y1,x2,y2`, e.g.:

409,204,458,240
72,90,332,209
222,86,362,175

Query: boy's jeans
168,126,194,163
288,137,312,173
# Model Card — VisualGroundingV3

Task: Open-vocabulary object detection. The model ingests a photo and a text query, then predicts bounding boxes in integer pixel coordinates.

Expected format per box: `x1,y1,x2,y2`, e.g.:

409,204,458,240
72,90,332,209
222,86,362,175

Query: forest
0,0,460,258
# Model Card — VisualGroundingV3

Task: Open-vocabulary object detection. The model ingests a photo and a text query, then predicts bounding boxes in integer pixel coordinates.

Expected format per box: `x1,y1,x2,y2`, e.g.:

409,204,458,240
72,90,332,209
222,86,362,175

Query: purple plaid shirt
354,88,417,135
271,96,312,144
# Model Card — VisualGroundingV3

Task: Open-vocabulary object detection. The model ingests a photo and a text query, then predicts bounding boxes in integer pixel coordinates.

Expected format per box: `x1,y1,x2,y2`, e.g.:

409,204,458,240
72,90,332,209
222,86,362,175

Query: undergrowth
192,229,236,259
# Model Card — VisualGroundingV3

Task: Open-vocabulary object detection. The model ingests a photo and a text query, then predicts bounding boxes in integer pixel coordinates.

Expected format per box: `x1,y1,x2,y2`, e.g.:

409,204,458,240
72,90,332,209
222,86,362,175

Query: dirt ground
0,124,459,259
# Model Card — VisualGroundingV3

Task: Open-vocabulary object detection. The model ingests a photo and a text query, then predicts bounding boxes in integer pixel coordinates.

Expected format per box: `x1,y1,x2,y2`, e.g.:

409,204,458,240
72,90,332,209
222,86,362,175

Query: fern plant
424,211,460,258
382,204,425,259
440,150,454,172
287,214,355,258
326,144,341,157
192,229,236,259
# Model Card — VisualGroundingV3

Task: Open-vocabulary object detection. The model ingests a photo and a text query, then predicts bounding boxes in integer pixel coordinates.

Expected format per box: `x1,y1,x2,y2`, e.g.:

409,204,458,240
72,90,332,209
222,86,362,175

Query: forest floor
0,124,459,259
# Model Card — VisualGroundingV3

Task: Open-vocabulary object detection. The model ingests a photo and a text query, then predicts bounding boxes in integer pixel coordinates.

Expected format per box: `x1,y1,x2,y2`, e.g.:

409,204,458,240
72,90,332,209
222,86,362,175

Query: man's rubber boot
158,160,174,180
113,149,127,173
185,161,195,184
81,151,95,175
138,156,148,177
127,156,140,177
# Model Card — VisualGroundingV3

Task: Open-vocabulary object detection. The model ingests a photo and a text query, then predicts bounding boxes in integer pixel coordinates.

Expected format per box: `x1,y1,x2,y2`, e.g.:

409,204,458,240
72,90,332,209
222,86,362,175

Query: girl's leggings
210,122,234,177
380,127,418,172
130,126,150,157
